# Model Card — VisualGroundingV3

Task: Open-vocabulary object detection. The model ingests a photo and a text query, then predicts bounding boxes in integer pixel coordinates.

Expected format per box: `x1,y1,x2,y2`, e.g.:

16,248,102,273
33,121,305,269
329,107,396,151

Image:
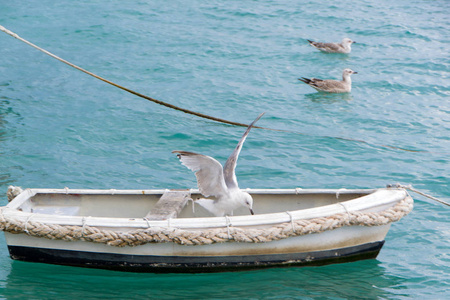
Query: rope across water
0,25,432,153
0,193,413,247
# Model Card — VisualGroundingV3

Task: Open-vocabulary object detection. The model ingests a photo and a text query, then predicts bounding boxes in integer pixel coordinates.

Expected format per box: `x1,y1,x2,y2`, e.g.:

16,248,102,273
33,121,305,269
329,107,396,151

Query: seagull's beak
249,208,254,215
353,41,356,43
353,71,358,74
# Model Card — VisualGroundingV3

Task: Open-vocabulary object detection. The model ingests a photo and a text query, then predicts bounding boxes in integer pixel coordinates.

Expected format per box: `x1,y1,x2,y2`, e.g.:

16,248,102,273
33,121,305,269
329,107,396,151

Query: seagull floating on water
173,113,264,217
307,38,356,54
298,68,358,93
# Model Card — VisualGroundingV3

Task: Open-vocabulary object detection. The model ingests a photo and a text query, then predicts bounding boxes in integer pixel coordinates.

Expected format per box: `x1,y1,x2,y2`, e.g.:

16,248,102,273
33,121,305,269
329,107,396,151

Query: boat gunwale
2,188,408,229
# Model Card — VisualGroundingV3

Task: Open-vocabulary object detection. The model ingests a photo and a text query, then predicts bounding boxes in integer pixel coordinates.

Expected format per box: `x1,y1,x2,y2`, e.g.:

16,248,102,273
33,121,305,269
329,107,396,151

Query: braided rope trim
0,195,413,247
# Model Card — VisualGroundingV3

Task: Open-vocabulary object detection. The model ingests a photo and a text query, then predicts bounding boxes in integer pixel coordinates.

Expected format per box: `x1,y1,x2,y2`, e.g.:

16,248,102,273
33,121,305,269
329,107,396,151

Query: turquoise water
0,0,449,298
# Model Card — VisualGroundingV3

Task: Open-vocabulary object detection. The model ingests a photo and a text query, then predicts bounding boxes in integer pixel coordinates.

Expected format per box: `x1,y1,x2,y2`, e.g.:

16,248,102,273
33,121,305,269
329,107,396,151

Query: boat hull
1,187,412,272
7,242,384,273
4,222,390,272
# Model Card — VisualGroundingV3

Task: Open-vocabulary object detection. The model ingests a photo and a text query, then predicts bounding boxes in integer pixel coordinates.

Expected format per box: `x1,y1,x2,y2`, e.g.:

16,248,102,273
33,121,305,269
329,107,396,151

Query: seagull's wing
310,41,325,48
312,79,345,91
321,42,342,52
311,41,342,52
223,112,264,190
172,151,228,198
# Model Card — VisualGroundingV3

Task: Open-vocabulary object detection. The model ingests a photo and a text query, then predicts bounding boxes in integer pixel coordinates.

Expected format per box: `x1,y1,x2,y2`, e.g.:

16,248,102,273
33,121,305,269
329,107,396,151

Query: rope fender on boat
0,190,414,247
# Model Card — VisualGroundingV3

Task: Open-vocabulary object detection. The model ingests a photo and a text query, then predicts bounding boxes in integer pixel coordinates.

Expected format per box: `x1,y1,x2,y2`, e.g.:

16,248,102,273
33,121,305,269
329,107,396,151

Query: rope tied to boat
225,215,232,239
81,217,90,237
387,183,450,207
338,202,352,220
285,211,296,233
24,214,35,235
144,218,152,228
0,190,414,247
6,186,23,202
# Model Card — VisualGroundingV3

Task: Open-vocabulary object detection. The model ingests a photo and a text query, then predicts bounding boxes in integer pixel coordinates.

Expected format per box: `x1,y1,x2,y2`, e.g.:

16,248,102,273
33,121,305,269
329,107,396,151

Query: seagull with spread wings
173,113,264,217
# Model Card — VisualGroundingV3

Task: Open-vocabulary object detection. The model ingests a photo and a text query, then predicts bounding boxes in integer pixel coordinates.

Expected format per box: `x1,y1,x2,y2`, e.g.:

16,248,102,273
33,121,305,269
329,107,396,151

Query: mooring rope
0,25,435,153
388,184,450,207
0,25,255,128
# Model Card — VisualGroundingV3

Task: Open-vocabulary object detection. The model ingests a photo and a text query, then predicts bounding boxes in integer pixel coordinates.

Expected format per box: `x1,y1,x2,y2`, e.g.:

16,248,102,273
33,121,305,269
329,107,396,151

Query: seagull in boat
173,113,264,217
298,68,357,93
307,38,356,54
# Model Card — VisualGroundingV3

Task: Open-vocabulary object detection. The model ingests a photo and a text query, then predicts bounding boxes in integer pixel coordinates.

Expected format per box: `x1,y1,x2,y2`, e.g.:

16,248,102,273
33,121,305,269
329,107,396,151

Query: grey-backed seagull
298,68,358,93
307,38,356,54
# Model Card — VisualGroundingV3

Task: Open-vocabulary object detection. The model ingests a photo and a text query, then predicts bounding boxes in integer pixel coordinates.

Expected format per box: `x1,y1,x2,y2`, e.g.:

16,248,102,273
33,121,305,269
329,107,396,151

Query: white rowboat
1,186,413,273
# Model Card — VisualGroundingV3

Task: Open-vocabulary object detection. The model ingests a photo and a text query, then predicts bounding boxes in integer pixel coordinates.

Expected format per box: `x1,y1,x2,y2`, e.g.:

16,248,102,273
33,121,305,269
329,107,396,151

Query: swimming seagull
298,68,357,93
173,113,264,217
307,38,356,54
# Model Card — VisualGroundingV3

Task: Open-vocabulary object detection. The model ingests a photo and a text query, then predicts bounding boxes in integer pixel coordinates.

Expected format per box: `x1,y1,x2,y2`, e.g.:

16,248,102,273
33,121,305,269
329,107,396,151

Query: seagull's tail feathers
298,77,312,84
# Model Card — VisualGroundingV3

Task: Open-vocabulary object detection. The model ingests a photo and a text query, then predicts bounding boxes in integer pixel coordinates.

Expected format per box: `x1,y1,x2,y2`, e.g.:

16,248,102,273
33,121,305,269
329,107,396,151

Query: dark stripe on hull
8,241,384,273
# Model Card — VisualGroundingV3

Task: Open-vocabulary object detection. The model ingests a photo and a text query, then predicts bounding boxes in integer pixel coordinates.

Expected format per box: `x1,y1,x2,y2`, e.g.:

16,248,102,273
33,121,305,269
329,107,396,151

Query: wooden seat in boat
145,190,190,220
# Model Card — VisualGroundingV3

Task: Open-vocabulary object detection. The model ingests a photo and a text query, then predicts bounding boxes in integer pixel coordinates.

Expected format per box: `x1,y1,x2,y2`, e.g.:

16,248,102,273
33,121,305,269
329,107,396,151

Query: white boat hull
1,187,412,272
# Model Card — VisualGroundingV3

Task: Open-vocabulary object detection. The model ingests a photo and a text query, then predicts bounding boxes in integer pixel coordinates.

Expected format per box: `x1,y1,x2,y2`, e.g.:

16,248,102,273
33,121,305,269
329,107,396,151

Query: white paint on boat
1,187,412,271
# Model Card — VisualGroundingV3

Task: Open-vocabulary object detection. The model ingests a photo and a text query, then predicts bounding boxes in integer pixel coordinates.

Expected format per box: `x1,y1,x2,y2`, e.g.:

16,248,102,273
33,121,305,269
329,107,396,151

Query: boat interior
12,189,373,219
